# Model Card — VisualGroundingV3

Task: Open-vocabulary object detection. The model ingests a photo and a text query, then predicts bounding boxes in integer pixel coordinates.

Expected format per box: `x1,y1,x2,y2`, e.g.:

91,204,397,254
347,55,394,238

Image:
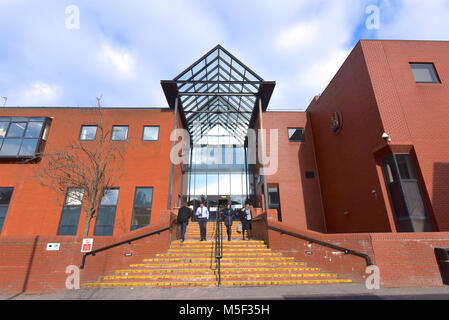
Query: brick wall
253,212,449,288
0,213,179,295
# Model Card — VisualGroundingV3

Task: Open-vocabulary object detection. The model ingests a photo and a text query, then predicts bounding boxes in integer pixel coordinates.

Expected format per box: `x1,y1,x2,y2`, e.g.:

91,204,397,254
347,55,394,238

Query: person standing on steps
240,204,253,240
221,203,234,241
195,201,209,241
177,201,192,243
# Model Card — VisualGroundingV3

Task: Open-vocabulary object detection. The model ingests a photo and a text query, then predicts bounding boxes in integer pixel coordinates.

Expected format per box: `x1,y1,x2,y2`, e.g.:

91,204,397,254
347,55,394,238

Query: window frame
111,125,129,141
79,125,98,141
94,188,120,236
409,62,441,84
0,187,14,234
57,188,84,236
381,153,433,233
142,126,160,142
287,127,305,142
0,117,50,159
130,187,154,231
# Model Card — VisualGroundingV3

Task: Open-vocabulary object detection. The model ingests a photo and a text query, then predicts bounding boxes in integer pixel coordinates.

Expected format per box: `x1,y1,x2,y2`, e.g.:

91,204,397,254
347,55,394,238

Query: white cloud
1,0,448,110
275,22,318,53
18,81,62,106
98,44,136,78
377,0,449,40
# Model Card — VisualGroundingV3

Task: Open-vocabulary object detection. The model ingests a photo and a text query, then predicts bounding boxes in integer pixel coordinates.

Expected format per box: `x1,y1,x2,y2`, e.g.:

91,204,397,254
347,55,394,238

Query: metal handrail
267,225,373,266
215,210,224,287
79,223,173,270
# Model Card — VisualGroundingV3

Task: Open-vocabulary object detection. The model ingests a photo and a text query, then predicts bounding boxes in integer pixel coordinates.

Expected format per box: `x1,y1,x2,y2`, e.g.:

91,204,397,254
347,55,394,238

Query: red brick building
1,40,449,292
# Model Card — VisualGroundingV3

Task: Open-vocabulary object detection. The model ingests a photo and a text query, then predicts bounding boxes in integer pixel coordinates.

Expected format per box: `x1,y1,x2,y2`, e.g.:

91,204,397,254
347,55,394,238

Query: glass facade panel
143,126,159,141
131,188,153,230
219,173,231,196
183,125,254,220
382,154,432,233
396,154,417,180
111,126,128,141
25,122,44,138
288,128,305,142
0,122,8,138
0,188,14,234
94,188,119,236
94,207,117,236
57,188,84,236
7,122,27,138
58,206,82,236
207,173,219,195
194,174,207,196
410,63,440,83
100,189,120,206
0,139,22,156
18,139,39,156
80,126,97,141
230,173,243,195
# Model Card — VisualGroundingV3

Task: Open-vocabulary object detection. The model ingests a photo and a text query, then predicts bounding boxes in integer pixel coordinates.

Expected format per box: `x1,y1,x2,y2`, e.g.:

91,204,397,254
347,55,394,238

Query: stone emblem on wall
330,111,343,135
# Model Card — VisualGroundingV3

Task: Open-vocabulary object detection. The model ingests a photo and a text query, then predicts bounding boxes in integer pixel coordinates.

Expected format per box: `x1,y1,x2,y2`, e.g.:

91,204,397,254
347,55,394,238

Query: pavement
2,283,449,300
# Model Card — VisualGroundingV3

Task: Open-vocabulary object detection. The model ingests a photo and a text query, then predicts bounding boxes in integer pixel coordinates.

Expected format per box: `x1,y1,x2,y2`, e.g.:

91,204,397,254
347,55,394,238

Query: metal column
167,96,179,210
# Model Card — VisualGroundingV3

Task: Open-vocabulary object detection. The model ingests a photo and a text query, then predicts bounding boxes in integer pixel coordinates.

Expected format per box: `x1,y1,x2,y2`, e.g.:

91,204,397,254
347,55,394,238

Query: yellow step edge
129,262,308,268
156,253,283,257
82,279,353,288
143,257,295,262
115,267,321,274
102,273,338,280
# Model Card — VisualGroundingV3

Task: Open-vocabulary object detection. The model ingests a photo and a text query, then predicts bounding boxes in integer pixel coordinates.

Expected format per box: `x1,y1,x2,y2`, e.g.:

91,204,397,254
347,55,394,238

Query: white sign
46,243,60,251
81,238,94,253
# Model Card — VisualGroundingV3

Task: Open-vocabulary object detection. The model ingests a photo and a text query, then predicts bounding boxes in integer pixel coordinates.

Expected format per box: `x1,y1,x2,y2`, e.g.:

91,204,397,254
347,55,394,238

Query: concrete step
101,273,339,282
82,279,353,288
114,267,323,275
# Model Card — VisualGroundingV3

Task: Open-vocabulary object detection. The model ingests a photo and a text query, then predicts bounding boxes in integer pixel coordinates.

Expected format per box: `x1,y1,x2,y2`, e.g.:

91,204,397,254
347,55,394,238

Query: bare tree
32,98,126,236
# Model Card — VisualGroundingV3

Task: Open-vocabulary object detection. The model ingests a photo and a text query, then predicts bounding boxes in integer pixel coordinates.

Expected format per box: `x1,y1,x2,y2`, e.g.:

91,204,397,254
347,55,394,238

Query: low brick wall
253,212,449,288
0,213,179,295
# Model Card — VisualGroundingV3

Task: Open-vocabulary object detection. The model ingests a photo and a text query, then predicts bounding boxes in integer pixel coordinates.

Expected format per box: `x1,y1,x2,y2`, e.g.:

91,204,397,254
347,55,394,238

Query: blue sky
0,0,448,110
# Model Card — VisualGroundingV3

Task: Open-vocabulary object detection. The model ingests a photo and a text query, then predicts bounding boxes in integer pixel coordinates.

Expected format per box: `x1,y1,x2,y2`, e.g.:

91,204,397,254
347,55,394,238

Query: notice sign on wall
46,243,60,251
81,238,94,253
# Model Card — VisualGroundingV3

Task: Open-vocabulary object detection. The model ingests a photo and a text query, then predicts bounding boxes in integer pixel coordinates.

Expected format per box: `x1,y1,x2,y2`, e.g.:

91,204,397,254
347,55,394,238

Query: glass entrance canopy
161,45,275,214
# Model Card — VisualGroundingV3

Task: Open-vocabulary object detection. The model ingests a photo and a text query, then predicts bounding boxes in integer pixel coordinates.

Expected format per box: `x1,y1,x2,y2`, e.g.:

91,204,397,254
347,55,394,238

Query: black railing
215,210,224,287
267,225,373,266
79,224,173,270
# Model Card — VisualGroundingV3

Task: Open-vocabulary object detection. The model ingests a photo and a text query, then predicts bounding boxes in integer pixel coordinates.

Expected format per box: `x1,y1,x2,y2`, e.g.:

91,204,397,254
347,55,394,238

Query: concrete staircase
82,222,352,288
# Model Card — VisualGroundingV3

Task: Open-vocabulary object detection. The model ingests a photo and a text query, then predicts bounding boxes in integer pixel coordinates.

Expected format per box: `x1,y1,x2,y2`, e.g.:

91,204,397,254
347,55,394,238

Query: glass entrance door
382,154,433,232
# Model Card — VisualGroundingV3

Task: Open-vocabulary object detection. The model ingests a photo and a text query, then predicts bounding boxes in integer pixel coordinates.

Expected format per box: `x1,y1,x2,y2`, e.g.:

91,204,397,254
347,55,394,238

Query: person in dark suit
221,203,234,241
177,202,192,243
239,204,253,240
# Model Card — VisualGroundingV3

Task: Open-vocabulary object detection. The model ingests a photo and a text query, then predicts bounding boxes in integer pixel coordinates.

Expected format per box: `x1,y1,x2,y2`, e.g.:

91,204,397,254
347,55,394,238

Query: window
94,188,119,236
130,188,154,231
382,154,433,232
111,126,128,141
57,188,84,236
0,188,13,234
79,126,97,141
0,117,50,158
268,186,282,222
143,126,159,141
410,63,440,83
287,128,305,142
